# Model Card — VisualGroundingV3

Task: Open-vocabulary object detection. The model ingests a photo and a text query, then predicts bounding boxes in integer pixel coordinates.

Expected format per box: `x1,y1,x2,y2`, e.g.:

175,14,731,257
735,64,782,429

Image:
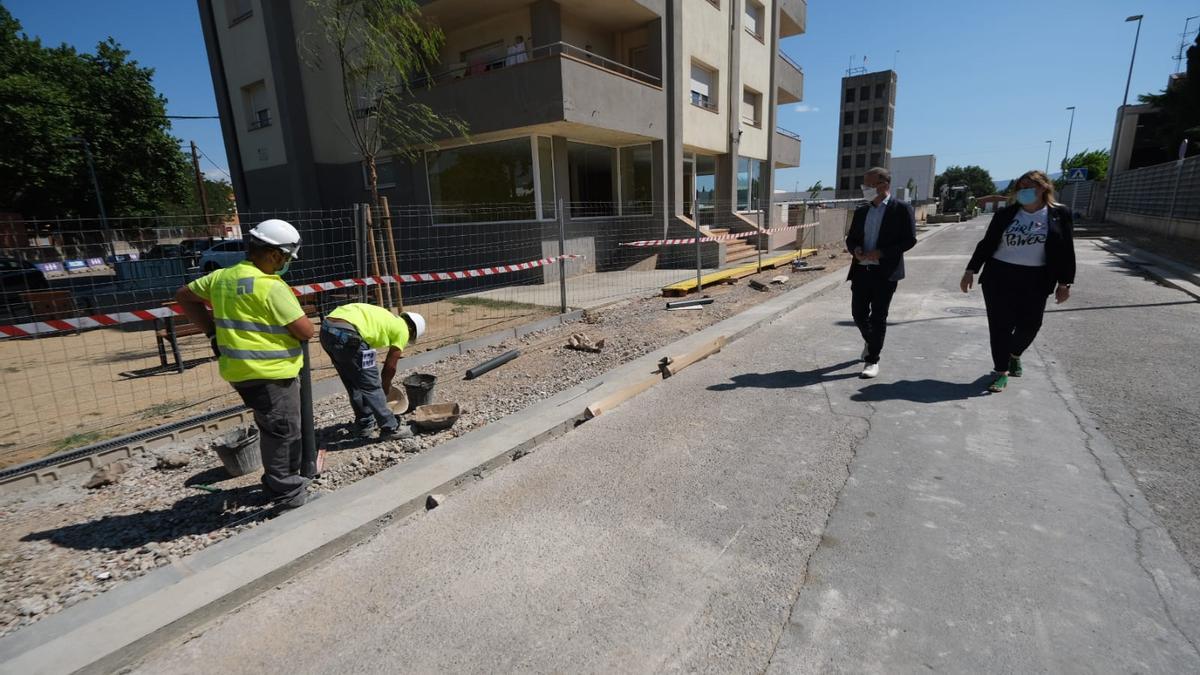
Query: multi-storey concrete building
198,0,805,236
834,69,896,199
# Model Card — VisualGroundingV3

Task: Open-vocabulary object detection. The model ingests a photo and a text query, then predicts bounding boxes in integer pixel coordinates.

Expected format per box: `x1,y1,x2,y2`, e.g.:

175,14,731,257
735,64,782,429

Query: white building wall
737,0,771,161
681,0,730,155
216,0,288,169
891,154,936,201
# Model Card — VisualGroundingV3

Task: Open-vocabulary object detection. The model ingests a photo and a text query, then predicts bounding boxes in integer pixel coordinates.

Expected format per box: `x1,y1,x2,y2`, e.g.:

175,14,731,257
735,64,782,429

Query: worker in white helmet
175,219,318,509
319,303,426,440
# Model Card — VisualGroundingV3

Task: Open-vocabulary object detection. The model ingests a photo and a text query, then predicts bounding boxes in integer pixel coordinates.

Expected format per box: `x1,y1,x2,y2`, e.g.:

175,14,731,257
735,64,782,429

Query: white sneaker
861,362,880,378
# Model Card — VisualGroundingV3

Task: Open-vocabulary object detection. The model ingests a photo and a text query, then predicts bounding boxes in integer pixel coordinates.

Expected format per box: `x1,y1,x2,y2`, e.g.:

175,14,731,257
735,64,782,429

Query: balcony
409,42,665,140
779,0,807,38
418,0,662,25
775,127,801,168
776,52,803,104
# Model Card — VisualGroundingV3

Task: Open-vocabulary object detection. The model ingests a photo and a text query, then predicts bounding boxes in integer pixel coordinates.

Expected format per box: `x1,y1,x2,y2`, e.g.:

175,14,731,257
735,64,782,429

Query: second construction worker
320,303,426,440
175,219,317,509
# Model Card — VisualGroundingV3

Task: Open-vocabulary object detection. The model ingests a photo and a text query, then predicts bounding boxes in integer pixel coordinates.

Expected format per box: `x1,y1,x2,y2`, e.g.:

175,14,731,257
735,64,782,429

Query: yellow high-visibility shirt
327,303,410,351
188,261,304,382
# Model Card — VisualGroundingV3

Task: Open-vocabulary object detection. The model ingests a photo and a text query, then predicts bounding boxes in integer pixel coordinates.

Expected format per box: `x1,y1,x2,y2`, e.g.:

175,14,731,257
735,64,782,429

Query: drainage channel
0,404,253,492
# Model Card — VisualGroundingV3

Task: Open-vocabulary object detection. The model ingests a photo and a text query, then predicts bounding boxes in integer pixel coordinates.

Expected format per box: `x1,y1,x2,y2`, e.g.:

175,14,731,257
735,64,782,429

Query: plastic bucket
401,373,437,413
214,426,262,477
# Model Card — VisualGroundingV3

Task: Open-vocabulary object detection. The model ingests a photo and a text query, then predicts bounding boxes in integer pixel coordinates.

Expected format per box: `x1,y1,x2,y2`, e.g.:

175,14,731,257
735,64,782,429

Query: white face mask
861,185,878,201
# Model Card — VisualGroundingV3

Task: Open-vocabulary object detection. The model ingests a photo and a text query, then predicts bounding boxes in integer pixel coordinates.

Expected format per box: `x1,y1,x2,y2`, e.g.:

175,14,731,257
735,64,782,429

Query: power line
196,145,233,181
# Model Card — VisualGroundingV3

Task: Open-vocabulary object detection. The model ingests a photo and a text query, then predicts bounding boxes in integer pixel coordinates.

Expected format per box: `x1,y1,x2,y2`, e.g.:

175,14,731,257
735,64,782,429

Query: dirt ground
0,247,851,638
0,294,557,468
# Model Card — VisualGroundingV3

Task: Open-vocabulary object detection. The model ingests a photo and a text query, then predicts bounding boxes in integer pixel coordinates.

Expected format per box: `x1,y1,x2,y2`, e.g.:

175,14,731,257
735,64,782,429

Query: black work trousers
850,267,899,364
232,377,308,501
981,259,1050,373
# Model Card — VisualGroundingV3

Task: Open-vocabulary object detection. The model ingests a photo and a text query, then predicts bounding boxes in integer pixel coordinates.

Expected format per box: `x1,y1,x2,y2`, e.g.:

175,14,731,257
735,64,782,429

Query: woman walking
960,170,1075,392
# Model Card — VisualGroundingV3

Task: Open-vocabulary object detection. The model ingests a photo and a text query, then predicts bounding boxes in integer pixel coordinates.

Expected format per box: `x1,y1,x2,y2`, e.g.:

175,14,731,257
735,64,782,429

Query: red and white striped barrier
618,221,821,247
0,254,583,338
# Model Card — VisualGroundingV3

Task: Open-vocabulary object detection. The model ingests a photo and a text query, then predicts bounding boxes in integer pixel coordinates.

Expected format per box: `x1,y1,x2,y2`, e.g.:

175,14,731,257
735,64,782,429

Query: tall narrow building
835,69,896,199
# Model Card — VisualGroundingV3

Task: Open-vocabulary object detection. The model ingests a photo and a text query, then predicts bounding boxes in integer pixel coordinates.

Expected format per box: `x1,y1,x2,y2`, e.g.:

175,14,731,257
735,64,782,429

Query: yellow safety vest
187,261,304,383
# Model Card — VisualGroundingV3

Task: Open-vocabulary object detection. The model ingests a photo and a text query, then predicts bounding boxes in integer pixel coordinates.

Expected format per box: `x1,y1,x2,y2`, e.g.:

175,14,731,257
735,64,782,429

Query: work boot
379,424,414,441
276,489,321,510
355,420,377,439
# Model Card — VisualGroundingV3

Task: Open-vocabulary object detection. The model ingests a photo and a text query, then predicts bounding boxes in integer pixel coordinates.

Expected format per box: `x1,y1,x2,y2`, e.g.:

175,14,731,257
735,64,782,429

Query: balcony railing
414,41,661,89
777,126,801,141
779,51,803,73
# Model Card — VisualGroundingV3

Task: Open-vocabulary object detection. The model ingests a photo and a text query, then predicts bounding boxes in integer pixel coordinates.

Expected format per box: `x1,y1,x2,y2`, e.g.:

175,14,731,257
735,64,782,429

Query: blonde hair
1010,170,1059,206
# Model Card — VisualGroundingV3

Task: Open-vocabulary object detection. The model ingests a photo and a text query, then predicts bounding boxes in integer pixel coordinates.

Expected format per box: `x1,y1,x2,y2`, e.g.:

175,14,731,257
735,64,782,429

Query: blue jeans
319,324,398,432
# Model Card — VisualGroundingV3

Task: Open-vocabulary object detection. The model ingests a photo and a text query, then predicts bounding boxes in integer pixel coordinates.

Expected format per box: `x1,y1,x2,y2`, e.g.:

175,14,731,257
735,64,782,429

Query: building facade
198,0,806,237
834,69,896,199
890,154,935,202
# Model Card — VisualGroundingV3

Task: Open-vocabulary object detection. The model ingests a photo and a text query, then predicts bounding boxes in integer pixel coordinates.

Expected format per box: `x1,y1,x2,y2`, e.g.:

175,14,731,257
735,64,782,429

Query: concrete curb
0,277,851,675
1093,237,1200,301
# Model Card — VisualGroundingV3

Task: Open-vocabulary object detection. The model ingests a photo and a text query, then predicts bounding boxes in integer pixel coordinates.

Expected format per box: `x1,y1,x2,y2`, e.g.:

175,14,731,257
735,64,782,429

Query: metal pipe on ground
464,350,520,380
665,298,713,309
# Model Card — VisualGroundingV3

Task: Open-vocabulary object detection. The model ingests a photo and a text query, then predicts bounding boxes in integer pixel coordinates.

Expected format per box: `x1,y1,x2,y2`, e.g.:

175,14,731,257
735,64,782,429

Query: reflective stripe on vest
220,346,303,360
214,318,291,335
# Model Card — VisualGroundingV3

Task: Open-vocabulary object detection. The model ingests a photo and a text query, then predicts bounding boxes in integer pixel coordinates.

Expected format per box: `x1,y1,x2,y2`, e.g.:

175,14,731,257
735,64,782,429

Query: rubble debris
84,461,128,489
771,275,789,284
425,493,445,510
665,298,713,310
155,452,191,470
566,333,606,353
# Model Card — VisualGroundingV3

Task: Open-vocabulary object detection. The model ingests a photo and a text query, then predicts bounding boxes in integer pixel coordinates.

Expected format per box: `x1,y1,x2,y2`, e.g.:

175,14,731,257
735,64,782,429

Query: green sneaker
1008,356,1023,377
988,373,1008,393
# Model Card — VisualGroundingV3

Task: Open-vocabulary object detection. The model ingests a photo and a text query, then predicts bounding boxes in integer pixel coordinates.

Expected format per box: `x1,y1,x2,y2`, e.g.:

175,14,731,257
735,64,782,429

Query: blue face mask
1016,188,1039,205
277,257,292,276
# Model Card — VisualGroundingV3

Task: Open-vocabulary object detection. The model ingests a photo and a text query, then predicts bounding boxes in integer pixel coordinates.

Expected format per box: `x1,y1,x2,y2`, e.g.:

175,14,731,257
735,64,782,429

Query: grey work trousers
232,377,309,501
319,324,398,432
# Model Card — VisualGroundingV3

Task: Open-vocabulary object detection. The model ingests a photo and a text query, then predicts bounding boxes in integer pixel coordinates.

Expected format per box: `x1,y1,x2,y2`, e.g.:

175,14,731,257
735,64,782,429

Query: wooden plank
661,248,818,296
658,336,727,378
584,373,663,419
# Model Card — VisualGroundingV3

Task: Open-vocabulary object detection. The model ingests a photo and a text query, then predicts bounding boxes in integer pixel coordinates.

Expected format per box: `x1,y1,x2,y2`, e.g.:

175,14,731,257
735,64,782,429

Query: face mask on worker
861,185,878,201
276,253,293,276
1016,188,1039,206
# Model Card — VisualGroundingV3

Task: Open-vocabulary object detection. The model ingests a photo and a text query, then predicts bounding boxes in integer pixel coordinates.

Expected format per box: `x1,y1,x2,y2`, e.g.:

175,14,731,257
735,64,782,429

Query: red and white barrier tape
618,221,821,247
0,254,583,338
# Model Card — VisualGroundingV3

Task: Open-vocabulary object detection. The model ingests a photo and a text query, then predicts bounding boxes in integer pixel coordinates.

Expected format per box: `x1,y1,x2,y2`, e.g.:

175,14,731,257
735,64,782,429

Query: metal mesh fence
0,200,824,464
1107,154,1200,221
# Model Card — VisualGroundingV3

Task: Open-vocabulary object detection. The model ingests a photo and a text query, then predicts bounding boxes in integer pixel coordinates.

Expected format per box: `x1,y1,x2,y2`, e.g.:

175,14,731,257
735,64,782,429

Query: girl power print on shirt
1004,212,1048,248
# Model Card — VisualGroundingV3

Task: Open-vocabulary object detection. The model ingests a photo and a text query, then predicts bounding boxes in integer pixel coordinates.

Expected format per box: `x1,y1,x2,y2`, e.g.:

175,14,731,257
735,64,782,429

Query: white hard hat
402,312,426,341
248,219,301,259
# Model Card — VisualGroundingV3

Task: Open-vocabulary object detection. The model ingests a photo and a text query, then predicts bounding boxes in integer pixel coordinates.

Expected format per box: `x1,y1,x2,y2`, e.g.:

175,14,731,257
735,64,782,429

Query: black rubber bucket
401,373,437,413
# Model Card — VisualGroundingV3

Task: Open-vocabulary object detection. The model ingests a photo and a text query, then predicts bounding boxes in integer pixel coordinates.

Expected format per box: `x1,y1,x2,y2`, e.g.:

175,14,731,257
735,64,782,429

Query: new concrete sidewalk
122,221,1200,673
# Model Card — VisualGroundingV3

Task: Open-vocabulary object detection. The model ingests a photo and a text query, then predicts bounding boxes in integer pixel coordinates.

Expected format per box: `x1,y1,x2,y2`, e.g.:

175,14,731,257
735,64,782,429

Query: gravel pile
0,252,847,637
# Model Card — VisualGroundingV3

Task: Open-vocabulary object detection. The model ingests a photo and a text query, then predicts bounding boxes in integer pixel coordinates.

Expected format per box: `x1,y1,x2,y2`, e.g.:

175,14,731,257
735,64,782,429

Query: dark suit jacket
966,203,1076,295
845,196,919,282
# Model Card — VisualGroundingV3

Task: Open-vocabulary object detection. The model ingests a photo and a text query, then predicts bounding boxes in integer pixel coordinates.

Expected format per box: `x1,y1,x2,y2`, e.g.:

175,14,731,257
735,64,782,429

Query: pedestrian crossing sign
1066,167,1088,182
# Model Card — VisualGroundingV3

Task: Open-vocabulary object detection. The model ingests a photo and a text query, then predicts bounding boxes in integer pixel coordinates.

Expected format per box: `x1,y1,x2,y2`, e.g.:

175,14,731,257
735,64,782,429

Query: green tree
934,165,995,199
1138,31,1200,159
301,0,467,208
805,180,823,199
0,6,191,218
1054,148,1109,190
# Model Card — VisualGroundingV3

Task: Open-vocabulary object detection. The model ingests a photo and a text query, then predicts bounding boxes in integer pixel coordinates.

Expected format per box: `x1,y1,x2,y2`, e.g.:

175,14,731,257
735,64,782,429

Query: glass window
857,132,867,145
839,176,850,191
874,83,885,99
736,157,763,211
859,86,870,100
744,1,764,40
857,109,868,124
741,88,762,126
426,138,536,222
242,81,270,130
843,111,854,125
845,88,855,103
690,62,717,110
619,144,653,214
695,154,716,223
871,130,882,145
536,137,555,218
870,153,880,166
841,155,851,169
842,133,852,147
874,107,885,123
855,153,865,168
568,141,615,218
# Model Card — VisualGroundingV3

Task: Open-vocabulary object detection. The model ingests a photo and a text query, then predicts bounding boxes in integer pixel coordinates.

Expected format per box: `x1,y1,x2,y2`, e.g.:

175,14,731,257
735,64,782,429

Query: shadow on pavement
707,360,861,391
852,375,993,403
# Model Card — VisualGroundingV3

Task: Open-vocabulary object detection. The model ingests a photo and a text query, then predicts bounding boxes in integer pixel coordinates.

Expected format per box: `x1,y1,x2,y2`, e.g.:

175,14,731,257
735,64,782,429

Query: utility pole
1104,14,1144,224
69,135,114,259
1044,140,1053,175
190,141,212,231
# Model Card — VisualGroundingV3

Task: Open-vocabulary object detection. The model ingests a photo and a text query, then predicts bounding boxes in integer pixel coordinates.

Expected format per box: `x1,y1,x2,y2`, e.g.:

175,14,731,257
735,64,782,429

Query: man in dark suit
845,167,918,378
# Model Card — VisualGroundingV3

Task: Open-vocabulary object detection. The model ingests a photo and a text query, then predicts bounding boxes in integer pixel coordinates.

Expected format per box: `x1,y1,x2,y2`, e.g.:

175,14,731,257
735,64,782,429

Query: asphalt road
132,218,1200,673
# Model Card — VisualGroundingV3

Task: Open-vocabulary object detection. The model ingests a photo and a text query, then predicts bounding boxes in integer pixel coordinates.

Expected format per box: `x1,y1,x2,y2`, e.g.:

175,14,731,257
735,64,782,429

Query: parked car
0,257,49,315
142,244,185,260
197,239,246,272
179,238,219,259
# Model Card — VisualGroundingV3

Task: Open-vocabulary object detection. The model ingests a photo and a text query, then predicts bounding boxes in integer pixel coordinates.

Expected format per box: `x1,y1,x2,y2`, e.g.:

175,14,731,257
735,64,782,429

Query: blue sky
6,0,1197,191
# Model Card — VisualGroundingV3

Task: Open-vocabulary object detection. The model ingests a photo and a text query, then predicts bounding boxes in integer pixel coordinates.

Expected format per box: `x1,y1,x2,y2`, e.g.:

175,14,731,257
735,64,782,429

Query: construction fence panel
1107,154,1200,221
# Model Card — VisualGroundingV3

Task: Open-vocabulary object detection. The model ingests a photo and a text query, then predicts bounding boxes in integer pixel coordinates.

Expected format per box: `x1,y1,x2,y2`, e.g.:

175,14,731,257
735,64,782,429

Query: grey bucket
214,426,261,477
401,373,437,413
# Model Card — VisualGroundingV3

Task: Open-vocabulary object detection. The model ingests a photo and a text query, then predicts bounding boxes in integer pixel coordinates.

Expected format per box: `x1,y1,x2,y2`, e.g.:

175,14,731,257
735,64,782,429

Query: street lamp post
1044,140,1053,175
68,135,115,259
1104,14,1144,224
1063,106,1076,168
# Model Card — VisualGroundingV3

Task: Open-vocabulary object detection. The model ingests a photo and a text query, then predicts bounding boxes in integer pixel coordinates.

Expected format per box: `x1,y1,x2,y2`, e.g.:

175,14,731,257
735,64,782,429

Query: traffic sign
1066,167,1089,182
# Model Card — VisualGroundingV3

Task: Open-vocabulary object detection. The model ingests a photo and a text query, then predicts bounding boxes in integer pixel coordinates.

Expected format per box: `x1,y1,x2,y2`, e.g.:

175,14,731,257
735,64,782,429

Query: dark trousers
232,378,308,501
319,324,398,432
851,268,899,364
981,259,1050,372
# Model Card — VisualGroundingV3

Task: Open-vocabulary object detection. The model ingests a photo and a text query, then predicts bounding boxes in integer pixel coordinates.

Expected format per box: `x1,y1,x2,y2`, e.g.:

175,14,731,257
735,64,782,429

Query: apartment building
198,0,806,277
834,69,896,199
